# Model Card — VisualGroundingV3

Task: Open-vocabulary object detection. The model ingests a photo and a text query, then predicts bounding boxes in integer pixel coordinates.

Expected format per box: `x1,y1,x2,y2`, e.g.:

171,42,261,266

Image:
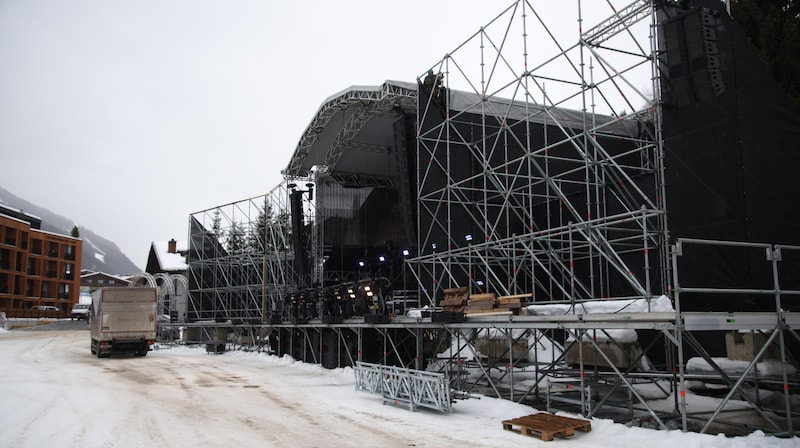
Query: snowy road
0,329,542,447
1,328,797,448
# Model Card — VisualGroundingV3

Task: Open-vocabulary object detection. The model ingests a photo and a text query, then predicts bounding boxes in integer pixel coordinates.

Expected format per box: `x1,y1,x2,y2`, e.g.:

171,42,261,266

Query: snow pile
687,357,797,377
524,294,675,316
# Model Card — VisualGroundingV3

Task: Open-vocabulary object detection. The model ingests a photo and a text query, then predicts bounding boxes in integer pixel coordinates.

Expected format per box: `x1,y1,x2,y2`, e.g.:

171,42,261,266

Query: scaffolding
410,0,665,307
187,181,307,322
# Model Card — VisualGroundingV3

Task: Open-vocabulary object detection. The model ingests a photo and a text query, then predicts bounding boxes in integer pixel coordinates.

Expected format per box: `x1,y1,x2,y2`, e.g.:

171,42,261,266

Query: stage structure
180,0,800,436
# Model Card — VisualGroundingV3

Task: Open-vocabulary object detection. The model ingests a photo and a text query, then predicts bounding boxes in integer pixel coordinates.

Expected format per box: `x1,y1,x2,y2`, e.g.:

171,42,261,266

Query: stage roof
283,79,638,180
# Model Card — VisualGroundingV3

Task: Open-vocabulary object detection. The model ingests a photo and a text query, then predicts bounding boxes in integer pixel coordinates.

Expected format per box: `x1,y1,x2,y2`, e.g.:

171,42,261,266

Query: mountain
0,186,141,275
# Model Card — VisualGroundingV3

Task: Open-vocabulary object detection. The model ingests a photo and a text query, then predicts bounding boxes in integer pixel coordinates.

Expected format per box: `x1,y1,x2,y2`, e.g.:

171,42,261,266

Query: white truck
90,287,157,358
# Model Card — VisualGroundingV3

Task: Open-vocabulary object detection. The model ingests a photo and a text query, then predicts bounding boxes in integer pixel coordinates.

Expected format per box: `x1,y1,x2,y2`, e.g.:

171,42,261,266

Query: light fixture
358,260,366,268
465,234,473,242
476,280,485,286
378,255,386,262
402,249,410,257
431,243,437,250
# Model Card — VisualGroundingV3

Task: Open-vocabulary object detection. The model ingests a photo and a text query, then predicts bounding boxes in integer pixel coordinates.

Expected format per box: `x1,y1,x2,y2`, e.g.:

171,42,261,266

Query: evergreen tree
227,221,246,254
733,0,800,113
211,209,222,242
249,199,273,253
70,225,80,238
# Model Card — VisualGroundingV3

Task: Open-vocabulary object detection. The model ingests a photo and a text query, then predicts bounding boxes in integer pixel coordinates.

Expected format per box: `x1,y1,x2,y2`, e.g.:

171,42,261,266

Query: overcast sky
0,1,632,271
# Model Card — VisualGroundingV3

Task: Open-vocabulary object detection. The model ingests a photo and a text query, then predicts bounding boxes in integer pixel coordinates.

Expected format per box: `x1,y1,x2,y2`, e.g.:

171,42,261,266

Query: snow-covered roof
0,203,41,221
152,240,188,272
80,271,131,283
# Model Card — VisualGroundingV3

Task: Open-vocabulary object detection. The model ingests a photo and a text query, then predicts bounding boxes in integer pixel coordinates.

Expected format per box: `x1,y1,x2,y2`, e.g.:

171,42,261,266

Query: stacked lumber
495,293,531,315
464,292,497,314
439,286,469,312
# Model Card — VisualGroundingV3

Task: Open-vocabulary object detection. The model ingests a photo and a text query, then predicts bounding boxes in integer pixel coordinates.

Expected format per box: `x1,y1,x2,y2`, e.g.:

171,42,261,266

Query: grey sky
0,1,625,271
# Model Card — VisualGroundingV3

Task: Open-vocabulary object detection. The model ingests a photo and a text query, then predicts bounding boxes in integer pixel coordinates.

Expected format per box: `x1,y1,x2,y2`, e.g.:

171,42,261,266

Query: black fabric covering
660,0,800,311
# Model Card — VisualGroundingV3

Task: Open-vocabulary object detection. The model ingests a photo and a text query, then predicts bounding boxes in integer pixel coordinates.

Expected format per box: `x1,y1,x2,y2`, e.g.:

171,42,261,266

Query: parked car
32,306,59,311
70,303,91,320
30,305,62,319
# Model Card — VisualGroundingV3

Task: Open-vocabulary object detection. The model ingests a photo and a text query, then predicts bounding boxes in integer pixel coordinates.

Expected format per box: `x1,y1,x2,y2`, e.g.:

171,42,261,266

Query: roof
283,80,417,179
151,240,188,272
80,271,131,283
284,79,639,179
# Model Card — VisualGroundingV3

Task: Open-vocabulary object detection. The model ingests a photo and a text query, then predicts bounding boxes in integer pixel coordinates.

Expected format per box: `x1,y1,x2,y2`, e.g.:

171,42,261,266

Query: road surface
0,325,545,448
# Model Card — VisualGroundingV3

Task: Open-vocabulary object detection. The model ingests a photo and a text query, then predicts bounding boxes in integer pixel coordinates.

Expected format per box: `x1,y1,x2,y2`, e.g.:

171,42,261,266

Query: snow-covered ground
0,327,797,447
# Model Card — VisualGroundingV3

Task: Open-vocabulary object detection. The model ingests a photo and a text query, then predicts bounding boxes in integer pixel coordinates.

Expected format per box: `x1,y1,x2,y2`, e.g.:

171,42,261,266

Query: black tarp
659,0,800,312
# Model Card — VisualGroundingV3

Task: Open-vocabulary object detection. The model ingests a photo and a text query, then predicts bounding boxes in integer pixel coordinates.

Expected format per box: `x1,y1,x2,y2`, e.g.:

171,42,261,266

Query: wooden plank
466,301,494,310
497,293,532,300
469,292,496,302
443,286,468,295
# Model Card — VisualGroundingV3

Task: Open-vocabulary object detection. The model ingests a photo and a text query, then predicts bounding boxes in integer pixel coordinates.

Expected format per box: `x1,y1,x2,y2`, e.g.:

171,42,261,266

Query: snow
524,294,676,316
0,328,797,447
688,357,798,377
152,240,188,271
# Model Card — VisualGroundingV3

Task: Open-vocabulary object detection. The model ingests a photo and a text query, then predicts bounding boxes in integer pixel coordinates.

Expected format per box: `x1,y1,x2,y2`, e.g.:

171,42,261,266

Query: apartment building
0,206,82,317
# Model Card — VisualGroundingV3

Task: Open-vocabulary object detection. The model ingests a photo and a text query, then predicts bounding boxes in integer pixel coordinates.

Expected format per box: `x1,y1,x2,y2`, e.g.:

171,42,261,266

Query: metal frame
409,0,667,308
187,181,302,322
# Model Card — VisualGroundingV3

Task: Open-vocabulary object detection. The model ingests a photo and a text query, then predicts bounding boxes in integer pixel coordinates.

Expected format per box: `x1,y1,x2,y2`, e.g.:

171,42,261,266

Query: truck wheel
135,351,148,357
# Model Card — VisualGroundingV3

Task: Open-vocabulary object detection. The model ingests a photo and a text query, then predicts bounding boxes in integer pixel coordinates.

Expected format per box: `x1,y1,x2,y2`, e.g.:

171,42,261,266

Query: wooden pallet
502,413,591,442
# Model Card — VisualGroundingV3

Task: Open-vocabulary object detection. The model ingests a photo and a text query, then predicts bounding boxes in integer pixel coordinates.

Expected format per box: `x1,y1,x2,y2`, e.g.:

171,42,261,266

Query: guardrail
354,361,453,412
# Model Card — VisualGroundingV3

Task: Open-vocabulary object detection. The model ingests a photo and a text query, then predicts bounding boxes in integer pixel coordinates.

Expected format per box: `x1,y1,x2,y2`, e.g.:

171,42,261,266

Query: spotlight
358,260,366,268
476,280,485,286
378,255,386,262
431,243,437,250
402,249,410,257
465,234,473,242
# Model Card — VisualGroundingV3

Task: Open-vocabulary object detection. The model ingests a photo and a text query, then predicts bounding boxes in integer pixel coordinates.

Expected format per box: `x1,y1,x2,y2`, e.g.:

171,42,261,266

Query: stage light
378,255,386,262
402,249,410,257
476,280,485,286
431,243,437,250
358,260,366,268
465,234,473,242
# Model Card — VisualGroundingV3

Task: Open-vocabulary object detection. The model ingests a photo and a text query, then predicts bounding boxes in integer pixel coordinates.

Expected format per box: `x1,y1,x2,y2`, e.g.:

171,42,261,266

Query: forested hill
0,186,141,275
